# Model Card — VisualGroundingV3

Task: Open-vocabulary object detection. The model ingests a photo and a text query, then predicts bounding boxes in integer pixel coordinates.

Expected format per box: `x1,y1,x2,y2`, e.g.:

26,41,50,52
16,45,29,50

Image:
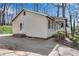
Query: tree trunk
73,17,76,36
2,3,6,25
57,4,60,17
33,3,39,12
62,3,67,37
76,13,79,33
16,4,18,15
70,14,73,36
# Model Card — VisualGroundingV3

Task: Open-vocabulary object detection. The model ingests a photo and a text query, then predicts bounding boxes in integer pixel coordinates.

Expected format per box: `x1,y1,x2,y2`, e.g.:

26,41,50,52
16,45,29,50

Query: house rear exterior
12,9,65,38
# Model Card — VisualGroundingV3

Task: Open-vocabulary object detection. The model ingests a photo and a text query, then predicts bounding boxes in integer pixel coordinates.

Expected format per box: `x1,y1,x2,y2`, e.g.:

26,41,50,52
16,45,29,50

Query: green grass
0,25,12,34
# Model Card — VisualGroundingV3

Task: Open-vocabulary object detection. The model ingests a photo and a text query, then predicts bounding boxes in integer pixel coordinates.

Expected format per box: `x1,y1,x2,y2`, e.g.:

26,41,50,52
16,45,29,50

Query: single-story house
12,9,65,39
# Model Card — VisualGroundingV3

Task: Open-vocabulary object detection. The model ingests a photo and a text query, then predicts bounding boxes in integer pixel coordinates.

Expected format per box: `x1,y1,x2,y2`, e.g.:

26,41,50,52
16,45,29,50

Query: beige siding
12,11,47,38
12,10,65,38
12,12,24,34
47,19,65,38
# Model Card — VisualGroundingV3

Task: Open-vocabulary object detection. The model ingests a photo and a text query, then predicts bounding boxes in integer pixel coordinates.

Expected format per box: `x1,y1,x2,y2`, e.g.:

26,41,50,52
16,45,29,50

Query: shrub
68,35,73,40
68,34,79,47
57,31,65,40
74,35,79,40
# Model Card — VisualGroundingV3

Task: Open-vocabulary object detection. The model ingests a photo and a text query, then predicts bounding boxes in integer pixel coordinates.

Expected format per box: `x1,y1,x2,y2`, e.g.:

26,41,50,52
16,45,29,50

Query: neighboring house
12,9,65,39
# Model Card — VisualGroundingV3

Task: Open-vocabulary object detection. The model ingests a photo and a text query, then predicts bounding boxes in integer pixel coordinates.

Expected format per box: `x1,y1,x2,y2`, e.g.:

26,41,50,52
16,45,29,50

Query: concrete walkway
0,34,12,37
0,48,43,56
49,44,79,56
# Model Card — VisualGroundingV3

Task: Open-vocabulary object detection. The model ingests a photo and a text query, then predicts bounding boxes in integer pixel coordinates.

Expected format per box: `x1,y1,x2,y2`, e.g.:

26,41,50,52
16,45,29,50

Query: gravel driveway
0,35,57,55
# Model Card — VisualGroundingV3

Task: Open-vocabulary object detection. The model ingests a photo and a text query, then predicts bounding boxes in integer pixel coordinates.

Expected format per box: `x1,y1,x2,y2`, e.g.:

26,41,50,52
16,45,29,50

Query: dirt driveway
0,36,57,55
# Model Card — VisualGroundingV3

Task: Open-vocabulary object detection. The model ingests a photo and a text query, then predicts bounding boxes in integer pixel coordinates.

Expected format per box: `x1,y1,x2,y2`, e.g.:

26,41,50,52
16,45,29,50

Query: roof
12,9,24,22
46,16,66,20
11,9,65,23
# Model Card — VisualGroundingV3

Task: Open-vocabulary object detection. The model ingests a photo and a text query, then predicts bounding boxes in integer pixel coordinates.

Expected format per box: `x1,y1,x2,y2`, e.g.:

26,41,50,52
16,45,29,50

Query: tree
44,3,50,14
33,3,39,12
67,4,73,36
0,4,3,24
62,3,68,37
70,14,73,36
73,15,76,36
52,3,61,17
16,4,18,15
67,4,79,36
5,3,9,24
76,13,79,32
2,3,6,25
57,4,60,17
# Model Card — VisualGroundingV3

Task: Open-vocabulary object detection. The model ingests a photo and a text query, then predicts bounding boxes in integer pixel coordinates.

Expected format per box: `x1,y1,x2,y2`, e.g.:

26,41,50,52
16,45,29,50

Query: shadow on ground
55,37,79,51
0,36,57,55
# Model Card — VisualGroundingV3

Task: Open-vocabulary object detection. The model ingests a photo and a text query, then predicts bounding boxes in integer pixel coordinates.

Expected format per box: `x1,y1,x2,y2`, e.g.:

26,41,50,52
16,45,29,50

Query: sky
6,3,79,17
5,3,58,16
0,3,79,25
0,3,58,23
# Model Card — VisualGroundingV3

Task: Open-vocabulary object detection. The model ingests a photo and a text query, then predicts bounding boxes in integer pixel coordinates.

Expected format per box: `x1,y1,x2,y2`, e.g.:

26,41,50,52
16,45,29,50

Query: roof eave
11,9,24,23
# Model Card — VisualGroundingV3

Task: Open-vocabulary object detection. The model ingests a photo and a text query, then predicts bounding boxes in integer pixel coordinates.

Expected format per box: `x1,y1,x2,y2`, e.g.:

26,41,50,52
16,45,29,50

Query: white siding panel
47,19,65,38
12,10,65,38
23,11,47,38
12,11,47,38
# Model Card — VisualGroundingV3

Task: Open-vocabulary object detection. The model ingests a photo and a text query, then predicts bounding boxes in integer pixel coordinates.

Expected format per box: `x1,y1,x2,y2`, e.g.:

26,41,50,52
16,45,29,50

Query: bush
74,35,79,40
69,34,79,47
68,35,73,40
74,35,79,45
57,31,65,40
68,35,76,41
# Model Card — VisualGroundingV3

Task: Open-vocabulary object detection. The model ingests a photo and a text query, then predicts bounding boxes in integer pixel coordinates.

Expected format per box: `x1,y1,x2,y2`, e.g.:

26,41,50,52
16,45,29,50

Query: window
23,11,26,16
20,23,22,30
61,23,64,27
52,21,53,29
50,23,52,29
56,23,58,30
55,23,56,30
57,24,58,29
48,20,50,29
54,23,56,30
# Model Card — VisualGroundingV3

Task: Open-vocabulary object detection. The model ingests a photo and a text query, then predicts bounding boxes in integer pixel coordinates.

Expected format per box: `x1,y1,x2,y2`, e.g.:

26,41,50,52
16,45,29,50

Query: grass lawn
0,25,12,34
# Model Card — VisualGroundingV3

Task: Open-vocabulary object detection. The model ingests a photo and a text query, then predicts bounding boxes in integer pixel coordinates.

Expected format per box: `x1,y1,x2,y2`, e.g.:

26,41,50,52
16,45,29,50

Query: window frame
52,21,53,29
20,23,22,31
48,20,50,29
